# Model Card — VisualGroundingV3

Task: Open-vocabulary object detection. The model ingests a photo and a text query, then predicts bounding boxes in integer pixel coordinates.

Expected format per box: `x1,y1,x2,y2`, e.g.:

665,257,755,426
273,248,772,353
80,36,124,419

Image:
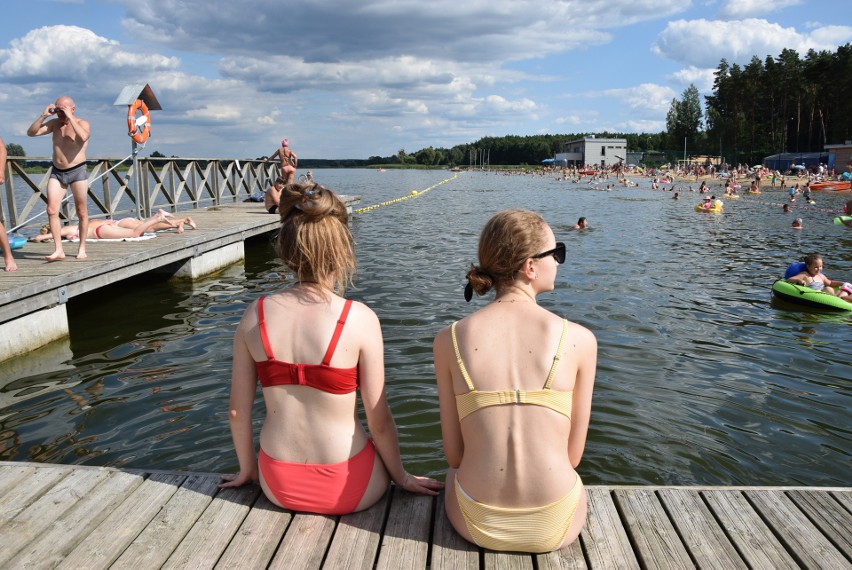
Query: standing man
0,134,18,271
264,138,298,184
27,96,91,260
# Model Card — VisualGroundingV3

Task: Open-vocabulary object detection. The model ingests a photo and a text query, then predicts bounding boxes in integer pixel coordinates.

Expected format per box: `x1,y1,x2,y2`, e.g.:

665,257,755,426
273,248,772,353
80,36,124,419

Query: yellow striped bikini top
451,320,572,421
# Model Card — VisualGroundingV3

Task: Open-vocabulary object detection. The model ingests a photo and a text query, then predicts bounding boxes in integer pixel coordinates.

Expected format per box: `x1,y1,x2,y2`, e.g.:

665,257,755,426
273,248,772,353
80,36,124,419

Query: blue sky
1,0,849,160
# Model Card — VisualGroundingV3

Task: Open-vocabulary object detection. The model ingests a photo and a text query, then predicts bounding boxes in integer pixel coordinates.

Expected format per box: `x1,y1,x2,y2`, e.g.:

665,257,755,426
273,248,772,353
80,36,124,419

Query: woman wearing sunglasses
222,182,442,514
433,209,597,553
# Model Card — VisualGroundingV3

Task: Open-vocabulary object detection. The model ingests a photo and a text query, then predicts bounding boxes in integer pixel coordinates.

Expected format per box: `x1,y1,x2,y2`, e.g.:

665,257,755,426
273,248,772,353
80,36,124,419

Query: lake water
1,169,850,486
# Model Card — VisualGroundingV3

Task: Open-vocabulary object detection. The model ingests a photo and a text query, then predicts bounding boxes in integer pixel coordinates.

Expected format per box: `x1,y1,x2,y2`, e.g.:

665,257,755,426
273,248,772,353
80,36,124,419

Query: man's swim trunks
50,162,88,186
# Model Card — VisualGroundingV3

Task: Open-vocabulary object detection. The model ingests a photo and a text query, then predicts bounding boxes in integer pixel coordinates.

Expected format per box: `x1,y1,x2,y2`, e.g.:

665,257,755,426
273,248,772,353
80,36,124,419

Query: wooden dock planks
0,462,849,569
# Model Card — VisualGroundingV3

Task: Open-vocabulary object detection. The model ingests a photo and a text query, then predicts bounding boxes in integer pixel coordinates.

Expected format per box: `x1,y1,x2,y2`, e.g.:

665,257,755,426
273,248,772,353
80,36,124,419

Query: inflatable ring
127,99,151,144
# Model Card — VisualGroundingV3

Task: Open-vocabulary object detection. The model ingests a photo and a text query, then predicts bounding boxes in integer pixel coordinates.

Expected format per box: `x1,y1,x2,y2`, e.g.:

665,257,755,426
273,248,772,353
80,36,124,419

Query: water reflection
0,170,849,486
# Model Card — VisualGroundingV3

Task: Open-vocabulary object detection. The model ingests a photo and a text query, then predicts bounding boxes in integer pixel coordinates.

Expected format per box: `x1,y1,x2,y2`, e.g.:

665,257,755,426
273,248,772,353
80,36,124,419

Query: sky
0,0,850,160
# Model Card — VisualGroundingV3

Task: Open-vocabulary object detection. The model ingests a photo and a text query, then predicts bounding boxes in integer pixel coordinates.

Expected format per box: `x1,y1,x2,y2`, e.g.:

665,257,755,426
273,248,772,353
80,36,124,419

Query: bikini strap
257,296,275,360
451,322,476,391
543,320,569,389
322,300,353,365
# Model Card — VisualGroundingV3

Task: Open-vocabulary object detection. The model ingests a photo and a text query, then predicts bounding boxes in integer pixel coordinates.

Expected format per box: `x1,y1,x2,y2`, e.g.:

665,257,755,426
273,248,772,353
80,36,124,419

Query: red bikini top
255,296,359,394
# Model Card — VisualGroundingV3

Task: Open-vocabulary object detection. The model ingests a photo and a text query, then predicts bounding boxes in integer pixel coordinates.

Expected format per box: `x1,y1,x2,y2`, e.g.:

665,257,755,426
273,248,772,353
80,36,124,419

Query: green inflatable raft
771,279,852,311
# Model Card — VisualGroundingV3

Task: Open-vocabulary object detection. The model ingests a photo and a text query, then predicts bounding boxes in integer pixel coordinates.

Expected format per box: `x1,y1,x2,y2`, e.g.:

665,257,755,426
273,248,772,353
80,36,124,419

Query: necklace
495,295,536,304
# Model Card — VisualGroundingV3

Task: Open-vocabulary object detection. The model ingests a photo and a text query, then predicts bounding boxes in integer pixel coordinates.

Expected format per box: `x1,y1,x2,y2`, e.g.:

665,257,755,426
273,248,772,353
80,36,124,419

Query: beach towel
67,233,157,243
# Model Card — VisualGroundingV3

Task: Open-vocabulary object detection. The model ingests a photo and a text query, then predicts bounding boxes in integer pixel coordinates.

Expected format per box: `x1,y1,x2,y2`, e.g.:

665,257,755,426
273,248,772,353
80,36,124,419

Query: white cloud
669,66,716,92
652,19,852,69
600,83,677,115
114,0,680,63
717,0,803,19
0,25,178,81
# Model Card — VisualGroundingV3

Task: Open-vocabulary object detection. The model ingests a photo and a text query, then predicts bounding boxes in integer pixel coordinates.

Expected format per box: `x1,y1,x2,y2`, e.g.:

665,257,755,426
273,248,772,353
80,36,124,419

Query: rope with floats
354,174,458,214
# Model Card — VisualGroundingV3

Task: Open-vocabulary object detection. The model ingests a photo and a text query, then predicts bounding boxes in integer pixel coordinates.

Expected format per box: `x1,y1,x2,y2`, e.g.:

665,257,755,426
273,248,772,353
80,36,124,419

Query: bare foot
158,209,175,218
185,217,197,230
76,249,87,260
45,250,66,262
177,221,185,234
4,257,17,271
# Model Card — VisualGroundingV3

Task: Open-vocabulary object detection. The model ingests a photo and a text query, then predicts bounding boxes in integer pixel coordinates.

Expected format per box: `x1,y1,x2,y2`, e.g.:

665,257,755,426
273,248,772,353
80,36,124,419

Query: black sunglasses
530,242,566,264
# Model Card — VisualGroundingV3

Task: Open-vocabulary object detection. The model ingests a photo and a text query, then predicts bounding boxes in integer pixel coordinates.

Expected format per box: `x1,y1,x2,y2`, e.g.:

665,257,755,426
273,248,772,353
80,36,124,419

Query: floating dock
0,199,358,363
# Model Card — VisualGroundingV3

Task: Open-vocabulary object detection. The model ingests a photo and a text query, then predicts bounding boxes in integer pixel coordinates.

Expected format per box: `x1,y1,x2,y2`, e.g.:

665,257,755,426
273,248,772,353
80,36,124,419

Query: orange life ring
127,99,151,144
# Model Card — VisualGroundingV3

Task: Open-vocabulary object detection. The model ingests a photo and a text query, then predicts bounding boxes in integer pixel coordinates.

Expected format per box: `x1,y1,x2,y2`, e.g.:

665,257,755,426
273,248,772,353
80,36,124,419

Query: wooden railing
0,156,279,230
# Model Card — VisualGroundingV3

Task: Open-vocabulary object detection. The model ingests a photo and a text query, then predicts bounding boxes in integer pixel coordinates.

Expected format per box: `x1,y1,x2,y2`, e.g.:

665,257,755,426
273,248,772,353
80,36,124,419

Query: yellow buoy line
354,174,458,214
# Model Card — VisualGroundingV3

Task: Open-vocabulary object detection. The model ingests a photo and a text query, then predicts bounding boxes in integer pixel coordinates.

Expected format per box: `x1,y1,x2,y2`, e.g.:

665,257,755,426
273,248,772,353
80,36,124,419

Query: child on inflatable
786,255,852,299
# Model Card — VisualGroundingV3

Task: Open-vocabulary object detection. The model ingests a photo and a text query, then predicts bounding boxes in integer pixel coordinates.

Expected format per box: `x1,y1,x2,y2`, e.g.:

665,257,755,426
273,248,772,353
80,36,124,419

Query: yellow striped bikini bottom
454,474,582,553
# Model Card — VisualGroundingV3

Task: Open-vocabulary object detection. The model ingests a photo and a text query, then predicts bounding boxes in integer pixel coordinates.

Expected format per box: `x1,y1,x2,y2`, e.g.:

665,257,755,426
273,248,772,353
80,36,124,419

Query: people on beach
27,96,91,261
573,216,589,229
264,177,285,214
264,139,298,184
0,135,18,271
433,209,596,553
787,254,852,299
30,210,173,242
221,181,442,514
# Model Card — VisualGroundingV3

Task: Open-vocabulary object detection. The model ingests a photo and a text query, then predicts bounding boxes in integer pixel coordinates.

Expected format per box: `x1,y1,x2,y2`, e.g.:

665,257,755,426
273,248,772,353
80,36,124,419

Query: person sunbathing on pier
30,210,171,242
221,181,442,514
433,209,597,553
115,210,197,233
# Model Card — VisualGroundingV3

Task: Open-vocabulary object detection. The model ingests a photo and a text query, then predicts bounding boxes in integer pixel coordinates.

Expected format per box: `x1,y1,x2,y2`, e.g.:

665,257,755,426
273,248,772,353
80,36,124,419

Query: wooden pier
0,199,358,363
0,461,848,569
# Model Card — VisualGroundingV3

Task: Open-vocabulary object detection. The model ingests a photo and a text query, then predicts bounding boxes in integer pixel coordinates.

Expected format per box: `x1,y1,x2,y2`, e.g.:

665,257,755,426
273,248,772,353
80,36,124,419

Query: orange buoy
127,99,151,144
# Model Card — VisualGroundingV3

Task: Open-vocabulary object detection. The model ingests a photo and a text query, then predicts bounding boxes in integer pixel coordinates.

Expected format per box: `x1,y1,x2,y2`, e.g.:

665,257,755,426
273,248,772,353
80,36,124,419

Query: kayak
771,279,852,311
810,181,851,192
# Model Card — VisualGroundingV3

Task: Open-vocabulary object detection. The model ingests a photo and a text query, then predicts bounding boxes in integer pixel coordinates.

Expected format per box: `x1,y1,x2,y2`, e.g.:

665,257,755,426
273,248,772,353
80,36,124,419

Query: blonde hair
466,209,548,298
276,182,355,293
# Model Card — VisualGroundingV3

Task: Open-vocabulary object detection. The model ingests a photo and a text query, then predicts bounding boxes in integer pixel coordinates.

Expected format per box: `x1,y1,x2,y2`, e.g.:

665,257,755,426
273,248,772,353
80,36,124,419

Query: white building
554,136,627,168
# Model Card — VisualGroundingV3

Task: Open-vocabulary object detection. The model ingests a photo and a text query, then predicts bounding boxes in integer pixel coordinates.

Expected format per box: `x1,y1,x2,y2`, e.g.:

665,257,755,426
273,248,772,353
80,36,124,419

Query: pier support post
170,242,245,280
0,305,69,363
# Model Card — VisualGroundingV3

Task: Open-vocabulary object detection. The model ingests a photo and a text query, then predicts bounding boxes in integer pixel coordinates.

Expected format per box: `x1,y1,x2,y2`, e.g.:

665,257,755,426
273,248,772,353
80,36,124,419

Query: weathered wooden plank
110,474,221,569
536,536,587,570
323,490,389,569
215,493,292,570
162,483,261,569
703,489,799,570
582,487,640,570
376,487,434,570
613,488,693,569
269,512,337,570
484,551,534,569
788,490,852,558
431,493,479,570
657,488,745,569
0,463,37,498
4,470,144,568
57,472,187,569
0,466,111,565
746,489,851,569
0,464,72,525
787,490,850,558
